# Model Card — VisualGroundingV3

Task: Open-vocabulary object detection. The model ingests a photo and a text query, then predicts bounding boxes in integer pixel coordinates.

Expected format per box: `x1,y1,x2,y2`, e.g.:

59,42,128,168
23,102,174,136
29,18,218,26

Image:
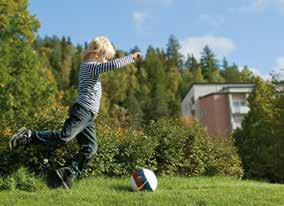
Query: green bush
86,124,157,176
0,102,85,178
146,118,243,177
0,167,43,192
0,117,243,179
145,118,207,176
206,137,244,177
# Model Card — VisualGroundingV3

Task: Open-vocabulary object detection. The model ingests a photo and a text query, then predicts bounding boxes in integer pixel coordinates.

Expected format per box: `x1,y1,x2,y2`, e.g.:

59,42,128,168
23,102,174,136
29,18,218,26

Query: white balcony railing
231,106,250,114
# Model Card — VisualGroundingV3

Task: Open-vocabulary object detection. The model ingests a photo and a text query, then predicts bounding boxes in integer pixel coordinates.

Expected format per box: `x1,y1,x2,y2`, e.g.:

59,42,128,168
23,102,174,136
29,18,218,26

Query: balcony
231,106,250,114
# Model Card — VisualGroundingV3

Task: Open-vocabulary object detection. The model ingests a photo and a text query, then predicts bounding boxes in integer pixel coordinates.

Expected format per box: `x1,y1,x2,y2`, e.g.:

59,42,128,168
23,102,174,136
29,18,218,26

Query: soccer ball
130,168,157,192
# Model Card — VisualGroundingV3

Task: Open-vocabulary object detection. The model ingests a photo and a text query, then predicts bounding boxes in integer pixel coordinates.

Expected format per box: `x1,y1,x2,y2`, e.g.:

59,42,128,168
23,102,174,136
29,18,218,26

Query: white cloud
274,57,284,79
276,57,284,70
132,0,174,31
132,11,146,29
249,68,271,80
237,57,284,81
199,14,225,28
180,35,236,60
239,66,271,80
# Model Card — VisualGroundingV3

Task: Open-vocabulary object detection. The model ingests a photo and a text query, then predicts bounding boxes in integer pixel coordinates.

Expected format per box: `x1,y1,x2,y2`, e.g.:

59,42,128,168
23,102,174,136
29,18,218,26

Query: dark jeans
31,103,97,177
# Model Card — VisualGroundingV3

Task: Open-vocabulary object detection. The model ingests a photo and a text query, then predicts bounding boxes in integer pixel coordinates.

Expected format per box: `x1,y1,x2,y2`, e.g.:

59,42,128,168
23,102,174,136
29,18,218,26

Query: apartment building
181,83,254,137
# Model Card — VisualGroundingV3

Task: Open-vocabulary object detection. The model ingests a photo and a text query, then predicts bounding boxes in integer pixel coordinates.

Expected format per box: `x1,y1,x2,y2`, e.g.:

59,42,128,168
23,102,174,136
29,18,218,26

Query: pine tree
123,64,143,126
136,60,151,121
240,66,254,82
223,63,241,82
180,69,193,98
70,45,83,86
192,66,205,82
186,55,205,83
144,47,168,120
181,55,205,98
166,35,183,68
200,46,223,82
60,37,74,89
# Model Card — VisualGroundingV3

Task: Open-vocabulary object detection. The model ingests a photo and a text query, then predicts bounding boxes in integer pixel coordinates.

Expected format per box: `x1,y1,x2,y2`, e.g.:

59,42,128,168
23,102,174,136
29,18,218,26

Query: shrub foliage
0,117,243,178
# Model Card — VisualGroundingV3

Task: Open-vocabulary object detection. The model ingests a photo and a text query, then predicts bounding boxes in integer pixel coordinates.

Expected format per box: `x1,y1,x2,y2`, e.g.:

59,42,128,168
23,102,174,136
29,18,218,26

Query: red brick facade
198,94,231,137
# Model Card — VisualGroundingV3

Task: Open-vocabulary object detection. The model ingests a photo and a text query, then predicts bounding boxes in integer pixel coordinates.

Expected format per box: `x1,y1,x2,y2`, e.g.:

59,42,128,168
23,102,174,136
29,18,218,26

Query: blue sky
29,0,284,79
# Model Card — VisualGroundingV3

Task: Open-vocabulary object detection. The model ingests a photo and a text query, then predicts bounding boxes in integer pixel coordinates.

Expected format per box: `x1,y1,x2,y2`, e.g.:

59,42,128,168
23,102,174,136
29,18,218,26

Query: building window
232,100,247,113
200,110,207,118
191,97,195,104
187,102,192,113
232,114,243,129
233,101,241,113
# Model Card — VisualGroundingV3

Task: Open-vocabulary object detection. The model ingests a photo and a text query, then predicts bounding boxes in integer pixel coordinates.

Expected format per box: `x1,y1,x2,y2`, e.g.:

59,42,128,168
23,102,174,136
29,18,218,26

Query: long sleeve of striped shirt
86,55,135,77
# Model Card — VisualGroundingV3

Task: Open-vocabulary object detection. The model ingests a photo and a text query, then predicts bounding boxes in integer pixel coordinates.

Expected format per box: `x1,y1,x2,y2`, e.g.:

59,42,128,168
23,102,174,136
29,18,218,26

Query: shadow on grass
112,184,133,192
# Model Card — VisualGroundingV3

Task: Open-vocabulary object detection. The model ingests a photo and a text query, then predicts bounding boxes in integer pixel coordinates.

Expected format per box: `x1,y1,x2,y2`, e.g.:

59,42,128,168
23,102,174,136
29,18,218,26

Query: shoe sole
9,127,27,150
55,170,70,190
46,170,63,189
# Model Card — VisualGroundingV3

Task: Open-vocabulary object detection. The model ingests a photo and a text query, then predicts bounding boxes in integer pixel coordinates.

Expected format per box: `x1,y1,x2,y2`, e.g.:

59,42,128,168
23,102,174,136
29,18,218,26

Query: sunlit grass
0,176,283,206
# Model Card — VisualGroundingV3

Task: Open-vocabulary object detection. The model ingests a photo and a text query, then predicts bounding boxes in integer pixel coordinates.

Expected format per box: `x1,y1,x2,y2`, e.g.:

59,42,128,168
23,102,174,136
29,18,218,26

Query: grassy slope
0,176,283,206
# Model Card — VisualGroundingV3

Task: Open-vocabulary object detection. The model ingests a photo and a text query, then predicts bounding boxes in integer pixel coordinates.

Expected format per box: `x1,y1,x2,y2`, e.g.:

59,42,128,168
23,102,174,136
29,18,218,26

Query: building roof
199,92,228,100
188,82,254,93
182,82,254,100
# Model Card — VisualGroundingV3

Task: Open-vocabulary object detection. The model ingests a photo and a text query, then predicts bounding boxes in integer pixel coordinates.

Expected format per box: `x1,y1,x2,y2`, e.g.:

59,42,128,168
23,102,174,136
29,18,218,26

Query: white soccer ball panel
142,168,158,191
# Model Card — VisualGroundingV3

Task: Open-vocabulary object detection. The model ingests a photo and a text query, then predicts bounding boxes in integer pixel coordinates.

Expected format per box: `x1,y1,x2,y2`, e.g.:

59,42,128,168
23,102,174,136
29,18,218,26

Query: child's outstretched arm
86,53,141,77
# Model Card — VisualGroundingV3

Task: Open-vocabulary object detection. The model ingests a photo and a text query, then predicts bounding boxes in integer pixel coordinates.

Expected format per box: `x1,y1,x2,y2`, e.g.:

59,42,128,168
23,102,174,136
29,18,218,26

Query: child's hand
132,52,142,61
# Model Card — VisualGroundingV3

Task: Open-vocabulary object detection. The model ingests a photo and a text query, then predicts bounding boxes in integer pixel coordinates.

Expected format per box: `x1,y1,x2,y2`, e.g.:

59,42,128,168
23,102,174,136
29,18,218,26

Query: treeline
0,0,244,179
2,0,283,184
33,35,255,126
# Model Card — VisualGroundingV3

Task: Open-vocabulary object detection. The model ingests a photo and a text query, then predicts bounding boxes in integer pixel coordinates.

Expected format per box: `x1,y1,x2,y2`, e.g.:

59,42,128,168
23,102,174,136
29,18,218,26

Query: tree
200,46,223,82
0,0,59,130
122,62,143,126
166,35,183,68
240,66,254,82
60,36,74,89
234,77,284,182
223,63,241,82
192,66,205,82
136,60,151,122
180,69,193,98
144,47,168,120
211,69,224,82
180,55,205,98
185,55,199,71
70,45,83,87
273,91,284,182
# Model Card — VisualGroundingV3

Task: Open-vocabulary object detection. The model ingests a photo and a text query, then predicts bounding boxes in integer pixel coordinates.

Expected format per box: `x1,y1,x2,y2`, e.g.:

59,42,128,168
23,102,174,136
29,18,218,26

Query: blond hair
83,36,116,62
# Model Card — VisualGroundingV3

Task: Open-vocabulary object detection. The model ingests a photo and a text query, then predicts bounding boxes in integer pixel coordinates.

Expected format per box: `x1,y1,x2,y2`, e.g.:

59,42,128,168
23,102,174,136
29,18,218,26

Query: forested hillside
33,35,255,126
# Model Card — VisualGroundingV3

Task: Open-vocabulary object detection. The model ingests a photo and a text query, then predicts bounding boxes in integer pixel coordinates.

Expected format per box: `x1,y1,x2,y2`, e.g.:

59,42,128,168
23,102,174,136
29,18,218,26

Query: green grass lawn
0,176,283,206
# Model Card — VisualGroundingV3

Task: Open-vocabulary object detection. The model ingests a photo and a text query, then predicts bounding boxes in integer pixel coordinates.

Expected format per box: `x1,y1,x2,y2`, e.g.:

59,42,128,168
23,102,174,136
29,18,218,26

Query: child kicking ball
9,36,142,189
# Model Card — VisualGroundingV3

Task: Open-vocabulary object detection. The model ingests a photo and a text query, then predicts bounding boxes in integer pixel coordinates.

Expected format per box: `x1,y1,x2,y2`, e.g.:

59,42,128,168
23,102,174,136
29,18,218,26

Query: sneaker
9,127,32,150
46,169,64,189
55,167,75,190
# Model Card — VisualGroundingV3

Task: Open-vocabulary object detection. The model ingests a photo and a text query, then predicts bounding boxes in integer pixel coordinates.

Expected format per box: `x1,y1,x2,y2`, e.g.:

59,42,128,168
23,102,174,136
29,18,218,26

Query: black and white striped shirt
76,55,135,115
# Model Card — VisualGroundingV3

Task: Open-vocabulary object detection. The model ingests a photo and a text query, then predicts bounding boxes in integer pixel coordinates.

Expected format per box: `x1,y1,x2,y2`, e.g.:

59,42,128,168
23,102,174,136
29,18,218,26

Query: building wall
229,93,250,130
182,84,230,118
181,83,254,137
181,83,253,119
198,94,232,137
